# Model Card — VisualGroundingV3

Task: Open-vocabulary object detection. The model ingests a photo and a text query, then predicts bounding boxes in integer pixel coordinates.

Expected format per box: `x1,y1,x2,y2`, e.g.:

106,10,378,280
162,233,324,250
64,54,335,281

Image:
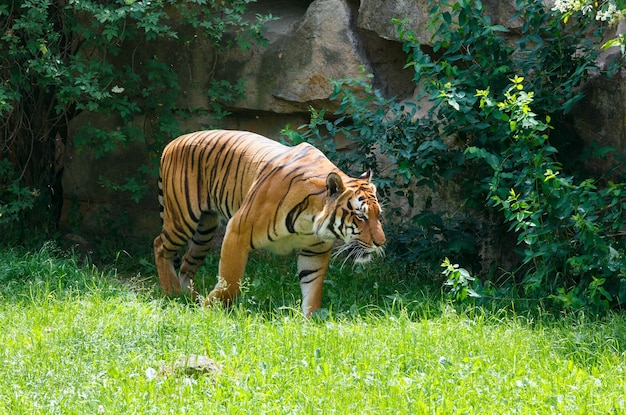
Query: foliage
1,247,626,413
0,0,272,239
441,257,480,302
0,159,37,225
473,77,626,309
284,0,626,310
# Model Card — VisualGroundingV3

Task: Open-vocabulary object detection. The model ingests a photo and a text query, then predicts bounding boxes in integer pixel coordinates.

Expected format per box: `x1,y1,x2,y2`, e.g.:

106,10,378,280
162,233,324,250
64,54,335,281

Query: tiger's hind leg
154,172,194,296
179,212,219,296
154,206,199,296
154,232,184,295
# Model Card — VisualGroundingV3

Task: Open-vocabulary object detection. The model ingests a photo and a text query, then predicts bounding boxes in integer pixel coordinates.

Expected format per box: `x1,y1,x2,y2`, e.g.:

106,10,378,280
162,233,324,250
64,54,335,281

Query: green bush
284,0,626,310
0,0,272,240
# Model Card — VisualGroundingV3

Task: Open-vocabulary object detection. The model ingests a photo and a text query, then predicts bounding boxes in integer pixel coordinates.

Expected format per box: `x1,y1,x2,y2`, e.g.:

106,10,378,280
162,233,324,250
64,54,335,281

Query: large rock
357,0,521,44
570,73,626,177
217,0,369,113
357,0,432,42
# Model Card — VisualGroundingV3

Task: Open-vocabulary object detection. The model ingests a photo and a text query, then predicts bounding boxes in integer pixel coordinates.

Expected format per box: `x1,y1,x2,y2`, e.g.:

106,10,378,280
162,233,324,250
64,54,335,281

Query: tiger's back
159,130,287,223
154,130,385,316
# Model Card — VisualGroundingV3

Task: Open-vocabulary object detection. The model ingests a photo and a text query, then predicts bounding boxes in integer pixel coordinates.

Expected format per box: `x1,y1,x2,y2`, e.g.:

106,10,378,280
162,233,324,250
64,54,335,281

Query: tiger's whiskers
332,241,384,270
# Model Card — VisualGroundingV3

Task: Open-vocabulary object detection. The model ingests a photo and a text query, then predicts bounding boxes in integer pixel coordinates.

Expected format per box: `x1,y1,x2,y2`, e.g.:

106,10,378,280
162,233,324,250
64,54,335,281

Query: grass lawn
0,244,625,414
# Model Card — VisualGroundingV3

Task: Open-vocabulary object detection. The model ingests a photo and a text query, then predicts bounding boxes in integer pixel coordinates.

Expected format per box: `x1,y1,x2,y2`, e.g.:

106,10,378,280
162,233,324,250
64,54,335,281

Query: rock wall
62,0,626,245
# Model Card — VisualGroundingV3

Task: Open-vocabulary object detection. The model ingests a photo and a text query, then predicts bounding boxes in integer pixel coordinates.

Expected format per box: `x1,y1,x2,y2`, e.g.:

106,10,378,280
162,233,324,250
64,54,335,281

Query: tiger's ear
326,172,346,198
358,168,372,181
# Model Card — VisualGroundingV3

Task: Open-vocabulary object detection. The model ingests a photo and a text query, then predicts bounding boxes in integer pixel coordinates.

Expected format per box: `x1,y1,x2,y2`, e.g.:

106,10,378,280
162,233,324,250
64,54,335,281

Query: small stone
173,355,222,376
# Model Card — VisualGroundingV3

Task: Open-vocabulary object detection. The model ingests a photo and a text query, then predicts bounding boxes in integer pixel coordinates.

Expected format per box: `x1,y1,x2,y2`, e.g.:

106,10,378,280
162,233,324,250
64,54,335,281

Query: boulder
356,0,521,44
570,73,626,178
217,0,369,113
357,0,433,42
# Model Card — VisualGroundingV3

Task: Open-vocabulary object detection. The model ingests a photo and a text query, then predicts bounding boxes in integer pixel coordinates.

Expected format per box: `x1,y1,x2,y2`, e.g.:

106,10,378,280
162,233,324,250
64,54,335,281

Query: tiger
153,129,386,316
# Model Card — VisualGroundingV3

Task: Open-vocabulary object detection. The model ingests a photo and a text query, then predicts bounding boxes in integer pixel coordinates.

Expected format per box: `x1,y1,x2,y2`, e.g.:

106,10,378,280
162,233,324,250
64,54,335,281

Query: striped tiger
153,130,385,316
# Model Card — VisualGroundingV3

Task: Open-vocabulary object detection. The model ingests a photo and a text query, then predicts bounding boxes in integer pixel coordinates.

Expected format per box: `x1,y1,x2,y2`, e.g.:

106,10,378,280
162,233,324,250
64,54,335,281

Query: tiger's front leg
297,247,332,317
204,222,251,310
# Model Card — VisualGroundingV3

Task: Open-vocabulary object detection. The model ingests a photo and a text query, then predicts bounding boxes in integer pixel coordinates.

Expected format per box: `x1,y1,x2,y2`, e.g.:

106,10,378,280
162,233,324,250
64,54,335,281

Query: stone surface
356,0,520,43
216,0,368,113
173,355,222,376
357,0,433,42
570,73,626,178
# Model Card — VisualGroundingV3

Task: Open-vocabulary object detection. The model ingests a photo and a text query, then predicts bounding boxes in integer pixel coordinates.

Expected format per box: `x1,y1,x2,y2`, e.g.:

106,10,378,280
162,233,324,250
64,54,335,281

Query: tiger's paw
201,294,233,312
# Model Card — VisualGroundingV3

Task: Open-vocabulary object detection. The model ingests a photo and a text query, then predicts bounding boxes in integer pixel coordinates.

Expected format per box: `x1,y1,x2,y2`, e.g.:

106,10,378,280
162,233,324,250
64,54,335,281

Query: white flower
596,3,618,21
145,367,157,381
552,0,575,13
182,377,198,386
551,0,591,14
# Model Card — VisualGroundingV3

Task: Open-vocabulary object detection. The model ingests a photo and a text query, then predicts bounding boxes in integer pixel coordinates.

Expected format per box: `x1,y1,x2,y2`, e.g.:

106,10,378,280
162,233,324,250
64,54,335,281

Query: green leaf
448,99,460,111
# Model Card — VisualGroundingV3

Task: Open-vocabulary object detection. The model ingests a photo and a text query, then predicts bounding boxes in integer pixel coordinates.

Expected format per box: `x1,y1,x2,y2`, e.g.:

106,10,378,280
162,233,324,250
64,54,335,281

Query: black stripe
249,224,256,250
191,235,214,246
285,196,311,234
161,230,184,251
298,269,320,283
300,246,331,257
196,225,217,236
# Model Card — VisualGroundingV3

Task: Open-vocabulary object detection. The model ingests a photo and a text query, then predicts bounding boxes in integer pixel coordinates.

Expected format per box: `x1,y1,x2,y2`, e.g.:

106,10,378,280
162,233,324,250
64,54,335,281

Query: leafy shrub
475,77,626,309
0,0,272,239
0,159,37,225
284,0,626,310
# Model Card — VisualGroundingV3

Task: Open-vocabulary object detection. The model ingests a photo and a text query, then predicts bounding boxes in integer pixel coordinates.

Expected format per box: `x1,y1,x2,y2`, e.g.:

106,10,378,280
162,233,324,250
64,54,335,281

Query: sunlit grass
0,244,625,414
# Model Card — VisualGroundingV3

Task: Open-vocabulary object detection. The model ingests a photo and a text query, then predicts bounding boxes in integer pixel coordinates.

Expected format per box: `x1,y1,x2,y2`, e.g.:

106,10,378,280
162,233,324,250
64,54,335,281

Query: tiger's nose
373,233,386,247
371,221,386,247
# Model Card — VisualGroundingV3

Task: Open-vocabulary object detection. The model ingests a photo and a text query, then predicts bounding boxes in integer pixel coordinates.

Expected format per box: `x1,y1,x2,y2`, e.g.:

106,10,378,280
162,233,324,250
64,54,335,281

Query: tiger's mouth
332,240,384,267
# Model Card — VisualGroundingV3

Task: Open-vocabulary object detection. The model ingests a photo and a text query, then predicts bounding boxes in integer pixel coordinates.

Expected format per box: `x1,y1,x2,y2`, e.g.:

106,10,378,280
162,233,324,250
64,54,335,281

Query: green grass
0,244,625,414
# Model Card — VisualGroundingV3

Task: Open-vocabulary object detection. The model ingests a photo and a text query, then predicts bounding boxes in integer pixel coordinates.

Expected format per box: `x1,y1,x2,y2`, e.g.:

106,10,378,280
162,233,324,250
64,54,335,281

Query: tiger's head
313,170,386,263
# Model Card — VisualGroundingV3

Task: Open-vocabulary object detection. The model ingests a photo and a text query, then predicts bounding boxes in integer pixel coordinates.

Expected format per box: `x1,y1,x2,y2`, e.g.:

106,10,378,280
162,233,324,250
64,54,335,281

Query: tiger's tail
157,174,181,270
158,175,164,224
